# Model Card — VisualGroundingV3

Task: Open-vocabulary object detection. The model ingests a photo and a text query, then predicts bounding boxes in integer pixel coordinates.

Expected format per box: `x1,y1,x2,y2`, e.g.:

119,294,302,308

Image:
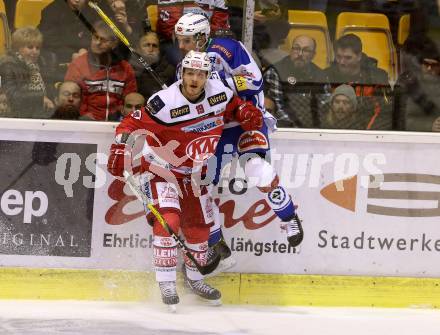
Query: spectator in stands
397,47,440,132
324,34,392,130
263,35,325,127
51,81,82,119
64,21,137,121
0,27,54,119
39,0,117,66
131,32,175,99
322,84,362,129
0,90,11,117
122,92,145,118
325,34,389,88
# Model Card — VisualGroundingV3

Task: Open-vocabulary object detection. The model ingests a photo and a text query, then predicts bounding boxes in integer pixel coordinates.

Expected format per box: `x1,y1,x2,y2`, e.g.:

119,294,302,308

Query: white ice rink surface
0,300,439,335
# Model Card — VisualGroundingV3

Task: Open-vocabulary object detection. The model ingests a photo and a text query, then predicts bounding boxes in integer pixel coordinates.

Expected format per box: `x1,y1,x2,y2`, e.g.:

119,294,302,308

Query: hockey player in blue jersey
174,13,303,270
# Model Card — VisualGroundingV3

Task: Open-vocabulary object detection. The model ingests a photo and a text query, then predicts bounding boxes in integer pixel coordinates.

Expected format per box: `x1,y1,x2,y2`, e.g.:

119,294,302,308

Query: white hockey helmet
181,50,211,77
175,13,211,38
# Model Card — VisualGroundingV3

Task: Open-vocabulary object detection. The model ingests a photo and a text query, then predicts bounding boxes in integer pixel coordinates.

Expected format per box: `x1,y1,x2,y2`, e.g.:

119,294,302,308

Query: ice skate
185,277,222,306
284,214,303,247
204,238,236,278
158,281,179,313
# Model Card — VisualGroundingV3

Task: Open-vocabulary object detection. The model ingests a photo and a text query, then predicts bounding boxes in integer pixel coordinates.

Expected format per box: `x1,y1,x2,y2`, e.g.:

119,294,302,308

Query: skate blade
197,297,222,306
204,257,237,278
166,304,178,313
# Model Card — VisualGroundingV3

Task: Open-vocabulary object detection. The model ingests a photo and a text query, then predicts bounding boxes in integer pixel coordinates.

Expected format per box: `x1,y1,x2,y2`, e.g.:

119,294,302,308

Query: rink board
1,119,440,307
1,268,440,308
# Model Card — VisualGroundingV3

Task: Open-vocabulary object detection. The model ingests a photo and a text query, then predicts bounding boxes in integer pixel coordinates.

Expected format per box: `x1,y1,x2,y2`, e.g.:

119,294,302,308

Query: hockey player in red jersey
107,51,262,311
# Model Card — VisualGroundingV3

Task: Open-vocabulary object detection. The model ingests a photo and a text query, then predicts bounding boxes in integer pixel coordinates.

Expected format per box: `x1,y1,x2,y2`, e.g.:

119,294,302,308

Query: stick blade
197,253,221,276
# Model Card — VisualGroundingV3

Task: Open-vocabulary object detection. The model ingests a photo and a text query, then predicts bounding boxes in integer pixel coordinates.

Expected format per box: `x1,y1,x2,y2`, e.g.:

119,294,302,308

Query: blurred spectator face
335,47,362,75
91,27,118,55
18,43,41,64
67,0,87,10
111,0,126,14
0,93,10,116
176,35,199,56
138,33,160,64
290,36,316,68
57,82,81,110
122,93,145,117
331,94,355,121
421,58,440,78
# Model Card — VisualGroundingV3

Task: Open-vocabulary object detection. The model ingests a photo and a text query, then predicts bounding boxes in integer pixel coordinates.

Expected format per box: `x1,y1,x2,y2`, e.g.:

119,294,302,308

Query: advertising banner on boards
0,140,96,257
1,121,440,278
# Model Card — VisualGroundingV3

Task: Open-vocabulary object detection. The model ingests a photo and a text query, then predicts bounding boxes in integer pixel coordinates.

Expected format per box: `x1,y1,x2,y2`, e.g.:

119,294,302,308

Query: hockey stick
88,1,167,89
123,171,221,276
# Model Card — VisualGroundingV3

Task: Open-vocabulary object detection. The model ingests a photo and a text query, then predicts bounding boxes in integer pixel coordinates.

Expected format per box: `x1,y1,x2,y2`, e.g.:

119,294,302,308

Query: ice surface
0,300,439,335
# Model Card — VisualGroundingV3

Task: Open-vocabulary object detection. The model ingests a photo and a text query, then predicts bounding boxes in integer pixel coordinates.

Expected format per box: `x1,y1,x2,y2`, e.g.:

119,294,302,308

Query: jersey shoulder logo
147,95,165,115
208,92,227,106
170,105,190,118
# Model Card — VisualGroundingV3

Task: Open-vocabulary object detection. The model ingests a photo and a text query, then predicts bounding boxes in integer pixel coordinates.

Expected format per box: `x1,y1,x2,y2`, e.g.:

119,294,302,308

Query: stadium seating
336,12,398,81
398,14,410,46
0,0,10,55
147,5,158,32
282,10,333,69
14,0,54,29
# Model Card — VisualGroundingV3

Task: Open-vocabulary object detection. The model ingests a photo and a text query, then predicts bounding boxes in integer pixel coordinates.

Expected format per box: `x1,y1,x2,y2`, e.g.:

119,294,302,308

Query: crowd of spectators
0,0,438,132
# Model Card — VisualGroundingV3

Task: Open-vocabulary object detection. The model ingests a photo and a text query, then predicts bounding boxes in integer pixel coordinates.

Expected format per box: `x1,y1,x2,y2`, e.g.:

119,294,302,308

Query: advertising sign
0,140,96,257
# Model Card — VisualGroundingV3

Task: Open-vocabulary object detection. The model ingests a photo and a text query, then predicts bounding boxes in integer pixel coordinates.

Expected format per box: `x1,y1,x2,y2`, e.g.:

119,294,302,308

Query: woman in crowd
0,27,54,118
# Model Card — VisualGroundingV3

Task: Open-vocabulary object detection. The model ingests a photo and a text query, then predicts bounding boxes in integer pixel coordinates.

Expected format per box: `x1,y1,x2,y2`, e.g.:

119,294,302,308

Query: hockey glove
107,143,131,177
236,102,263,131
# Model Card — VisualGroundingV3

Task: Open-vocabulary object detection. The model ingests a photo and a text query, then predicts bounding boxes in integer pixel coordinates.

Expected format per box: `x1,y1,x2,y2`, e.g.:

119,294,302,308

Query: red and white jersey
116,79,239,177
157,0,229,40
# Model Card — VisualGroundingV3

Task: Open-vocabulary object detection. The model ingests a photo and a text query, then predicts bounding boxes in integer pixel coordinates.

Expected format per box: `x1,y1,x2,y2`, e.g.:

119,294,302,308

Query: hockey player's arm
224,96,263,131
213,40,263,98
107,107,150,177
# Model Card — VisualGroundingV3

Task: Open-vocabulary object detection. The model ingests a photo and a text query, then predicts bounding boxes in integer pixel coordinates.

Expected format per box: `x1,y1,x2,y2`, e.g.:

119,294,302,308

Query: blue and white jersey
206,38,276,131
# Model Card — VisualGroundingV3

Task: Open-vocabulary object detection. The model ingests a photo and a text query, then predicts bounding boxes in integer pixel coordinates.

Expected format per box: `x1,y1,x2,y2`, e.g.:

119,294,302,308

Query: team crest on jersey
186,135,220,162
182,117,223,133
237,131,269,153
148,95,165,114
196,104,205,114
170,105,190,118
208,92,227,106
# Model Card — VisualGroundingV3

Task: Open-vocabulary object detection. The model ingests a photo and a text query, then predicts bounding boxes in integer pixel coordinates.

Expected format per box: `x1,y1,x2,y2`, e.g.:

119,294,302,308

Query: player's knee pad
244,156,276,189
153,211,180,237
